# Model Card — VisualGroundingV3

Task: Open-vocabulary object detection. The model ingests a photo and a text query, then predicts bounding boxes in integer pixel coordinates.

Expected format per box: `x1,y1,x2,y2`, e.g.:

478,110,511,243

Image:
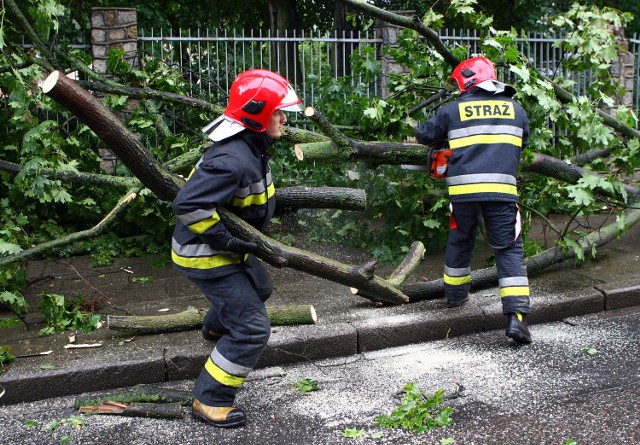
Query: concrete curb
2,283,639,406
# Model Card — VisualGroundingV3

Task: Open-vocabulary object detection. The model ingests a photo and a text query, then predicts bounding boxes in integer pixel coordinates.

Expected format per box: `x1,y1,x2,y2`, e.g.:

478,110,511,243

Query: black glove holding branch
225,236,259,254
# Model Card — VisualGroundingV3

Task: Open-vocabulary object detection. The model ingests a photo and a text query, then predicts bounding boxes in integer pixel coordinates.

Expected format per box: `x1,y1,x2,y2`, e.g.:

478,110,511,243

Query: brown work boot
191,399,246,428
505,313,532,344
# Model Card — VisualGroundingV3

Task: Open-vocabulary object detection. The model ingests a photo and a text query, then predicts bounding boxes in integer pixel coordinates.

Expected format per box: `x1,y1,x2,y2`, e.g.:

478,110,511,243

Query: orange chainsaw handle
428,145,452,179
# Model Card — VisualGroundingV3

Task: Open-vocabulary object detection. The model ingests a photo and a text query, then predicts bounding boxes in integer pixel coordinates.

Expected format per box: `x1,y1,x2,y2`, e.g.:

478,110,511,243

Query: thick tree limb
220,213,409,304
275,186,366,211
528,153,640,200
107,305,317,335
42,71,184,202
296,107,432,166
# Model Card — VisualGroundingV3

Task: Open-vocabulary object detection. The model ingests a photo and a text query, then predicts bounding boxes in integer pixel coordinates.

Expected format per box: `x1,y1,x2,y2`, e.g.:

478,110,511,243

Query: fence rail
137,28,640,115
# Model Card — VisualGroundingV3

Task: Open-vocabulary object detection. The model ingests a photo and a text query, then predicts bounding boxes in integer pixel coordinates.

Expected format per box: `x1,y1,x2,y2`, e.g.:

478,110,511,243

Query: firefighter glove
225,237,259,254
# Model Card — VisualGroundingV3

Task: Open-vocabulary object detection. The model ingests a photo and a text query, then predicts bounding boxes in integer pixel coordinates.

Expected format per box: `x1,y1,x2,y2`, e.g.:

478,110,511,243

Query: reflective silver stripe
446,173,517,186
449,125,523,139
234,171,272,199
212,347,252,377
235,180,267,199
444,266,470,277
177,208,217,226
172,238,227,257
499,277,529,287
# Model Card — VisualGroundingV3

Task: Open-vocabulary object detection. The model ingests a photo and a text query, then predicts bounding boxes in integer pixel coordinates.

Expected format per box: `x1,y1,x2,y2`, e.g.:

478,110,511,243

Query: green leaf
566,186,592,207
23,420,39,428
341,427,366,438
582,347,598,356
291,378,319,395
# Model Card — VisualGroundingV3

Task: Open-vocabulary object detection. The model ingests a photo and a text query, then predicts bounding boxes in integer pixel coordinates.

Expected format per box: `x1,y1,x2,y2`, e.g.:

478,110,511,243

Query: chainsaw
428,144,452,179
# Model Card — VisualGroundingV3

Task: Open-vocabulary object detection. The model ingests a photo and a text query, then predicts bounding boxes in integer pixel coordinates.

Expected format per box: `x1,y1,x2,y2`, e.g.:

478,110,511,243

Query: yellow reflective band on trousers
448,183,518,196
500,286,530,297
231,183,275,208
444,273,471,285
448,134,522,149
171,251,244,269
188,212,221,234
205,357,246,387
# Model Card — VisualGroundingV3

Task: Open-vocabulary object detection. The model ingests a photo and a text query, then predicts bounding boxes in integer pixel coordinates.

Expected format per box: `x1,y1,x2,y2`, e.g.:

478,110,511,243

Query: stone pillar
375,11,415,99
90,8,138,174
608,26,635,110
90,7,138,75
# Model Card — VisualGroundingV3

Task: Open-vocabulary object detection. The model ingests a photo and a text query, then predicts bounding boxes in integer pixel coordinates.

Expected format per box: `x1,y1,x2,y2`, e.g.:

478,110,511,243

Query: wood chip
64,342,103,349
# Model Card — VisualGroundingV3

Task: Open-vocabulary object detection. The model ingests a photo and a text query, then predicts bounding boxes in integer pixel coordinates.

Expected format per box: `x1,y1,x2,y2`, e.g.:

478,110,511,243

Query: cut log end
294,144,304,161
304,106,315,117
41,71,61,94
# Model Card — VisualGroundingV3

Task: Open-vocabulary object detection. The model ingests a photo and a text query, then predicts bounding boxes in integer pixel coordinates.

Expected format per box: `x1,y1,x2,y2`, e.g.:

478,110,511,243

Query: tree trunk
107,305,318,335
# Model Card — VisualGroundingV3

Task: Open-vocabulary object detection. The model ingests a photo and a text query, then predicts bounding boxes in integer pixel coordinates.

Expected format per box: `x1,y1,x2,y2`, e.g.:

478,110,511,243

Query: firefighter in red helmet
172,69,302,427
416,56,533,345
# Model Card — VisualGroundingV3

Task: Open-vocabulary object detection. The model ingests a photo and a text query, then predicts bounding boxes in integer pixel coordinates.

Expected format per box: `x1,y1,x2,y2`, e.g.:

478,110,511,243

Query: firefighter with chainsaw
171,69,302,427
416,56,532,344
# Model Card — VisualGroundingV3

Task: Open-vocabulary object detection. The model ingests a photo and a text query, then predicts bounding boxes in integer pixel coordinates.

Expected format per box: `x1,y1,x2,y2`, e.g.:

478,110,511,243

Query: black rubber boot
192,399,246,428
447,295,469,308
505,313,532,344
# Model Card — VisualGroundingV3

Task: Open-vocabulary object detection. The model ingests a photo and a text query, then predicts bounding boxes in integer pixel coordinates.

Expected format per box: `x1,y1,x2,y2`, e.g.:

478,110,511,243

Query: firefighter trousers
444,201,531,315
187,255,272,406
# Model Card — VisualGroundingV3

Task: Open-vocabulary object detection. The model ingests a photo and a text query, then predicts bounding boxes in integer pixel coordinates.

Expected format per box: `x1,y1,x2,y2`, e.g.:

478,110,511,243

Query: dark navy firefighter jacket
416,88,529,203
171,131,276,279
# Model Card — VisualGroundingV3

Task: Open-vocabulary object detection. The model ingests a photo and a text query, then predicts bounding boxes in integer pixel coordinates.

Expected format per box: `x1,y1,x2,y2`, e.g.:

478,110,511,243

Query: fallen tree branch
78,401,183,419
75,80,223,114
352,240,425,303
107,305,318,334
74,385,193,409
402,201,640,301
338,0,459,67
296,108,432,167
0,190,139,269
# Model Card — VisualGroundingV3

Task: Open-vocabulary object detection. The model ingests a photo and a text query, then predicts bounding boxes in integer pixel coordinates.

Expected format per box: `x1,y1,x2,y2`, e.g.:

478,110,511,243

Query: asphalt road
1,308,639,445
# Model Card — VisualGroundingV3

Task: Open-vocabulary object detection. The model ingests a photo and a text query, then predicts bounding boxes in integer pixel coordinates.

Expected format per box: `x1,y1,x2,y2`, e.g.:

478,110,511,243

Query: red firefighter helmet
448,56,498,93
203,69,302,141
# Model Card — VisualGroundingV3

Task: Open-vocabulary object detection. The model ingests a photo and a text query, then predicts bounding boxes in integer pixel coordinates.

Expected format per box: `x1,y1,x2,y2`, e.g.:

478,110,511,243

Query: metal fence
137,28,640,116
138,28,381,111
